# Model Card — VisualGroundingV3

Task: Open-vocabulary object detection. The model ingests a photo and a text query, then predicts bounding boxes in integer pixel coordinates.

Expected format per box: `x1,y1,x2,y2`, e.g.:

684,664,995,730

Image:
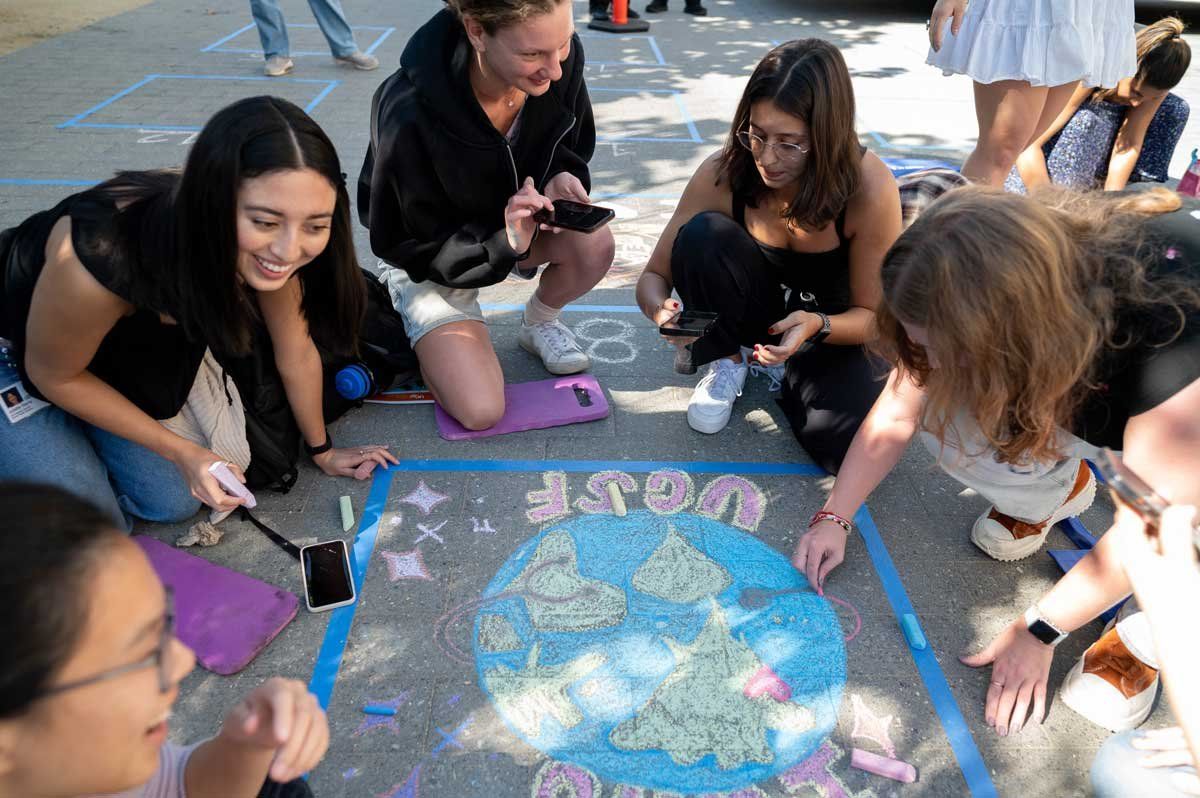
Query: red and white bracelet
809,510,853,533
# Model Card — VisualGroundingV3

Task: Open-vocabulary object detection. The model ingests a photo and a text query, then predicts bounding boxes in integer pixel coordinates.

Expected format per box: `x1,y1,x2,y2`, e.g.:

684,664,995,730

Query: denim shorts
379,264,487,345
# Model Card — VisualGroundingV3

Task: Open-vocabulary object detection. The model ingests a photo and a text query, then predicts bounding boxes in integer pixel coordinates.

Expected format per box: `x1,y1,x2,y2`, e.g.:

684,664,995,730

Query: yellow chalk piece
606,481,627,517
339,495,354,532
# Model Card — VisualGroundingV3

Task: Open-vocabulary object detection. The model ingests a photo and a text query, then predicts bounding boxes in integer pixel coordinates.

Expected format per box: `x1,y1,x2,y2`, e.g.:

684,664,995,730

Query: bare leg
528,224,616,308
962,80,1053,186
414,321,505,430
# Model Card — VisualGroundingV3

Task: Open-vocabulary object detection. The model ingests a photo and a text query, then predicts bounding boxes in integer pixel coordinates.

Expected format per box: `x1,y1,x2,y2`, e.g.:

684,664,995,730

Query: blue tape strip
383,459,825,475
200,22,255,52
646,35,667,66
363,27,396,56
304,80,340,113
855,508,997,797
308,467,396,709
59,74,159,128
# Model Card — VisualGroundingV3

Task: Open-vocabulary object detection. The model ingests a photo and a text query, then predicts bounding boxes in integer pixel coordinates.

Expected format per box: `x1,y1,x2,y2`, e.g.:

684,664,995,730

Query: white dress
926,0,1135,88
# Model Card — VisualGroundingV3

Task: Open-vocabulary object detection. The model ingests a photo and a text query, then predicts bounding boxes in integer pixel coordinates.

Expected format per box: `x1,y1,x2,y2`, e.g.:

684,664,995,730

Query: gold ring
359,449,365,456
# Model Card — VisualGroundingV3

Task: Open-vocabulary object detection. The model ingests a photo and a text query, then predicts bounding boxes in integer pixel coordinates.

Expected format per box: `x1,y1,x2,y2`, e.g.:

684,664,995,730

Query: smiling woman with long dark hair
0,96,396,528
635,40,901,470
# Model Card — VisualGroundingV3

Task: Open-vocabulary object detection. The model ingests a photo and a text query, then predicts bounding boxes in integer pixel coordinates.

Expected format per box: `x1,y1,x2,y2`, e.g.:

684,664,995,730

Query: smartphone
659,309,719,337
1095,448,1169,535
533,199,615,233
300,540,356,612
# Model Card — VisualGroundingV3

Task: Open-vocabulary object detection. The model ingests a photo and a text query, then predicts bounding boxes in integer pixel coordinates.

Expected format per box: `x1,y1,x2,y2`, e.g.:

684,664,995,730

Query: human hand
176,445,246,512
791,519,848,595
652,298,697,347
929,0,966,51
312,444,398,479
1131,726,1200,794
751,311,821,367
960,618,1054,736
543,171,590,204
1118,505,1200,626
218,677,330,783
505,177,554,252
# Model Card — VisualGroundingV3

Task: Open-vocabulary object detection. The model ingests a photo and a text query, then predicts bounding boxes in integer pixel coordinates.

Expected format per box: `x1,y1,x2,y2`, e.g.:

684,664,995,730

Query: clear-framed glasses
736,129,810,161
36,588,176,699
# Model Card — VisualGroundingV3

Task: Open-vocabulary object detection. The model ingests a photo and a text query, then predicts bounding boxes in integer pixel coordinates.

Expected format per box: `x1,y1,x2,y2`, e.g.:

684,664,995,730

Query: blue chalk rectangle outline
590,87,703,144
578,32,668,67
58,74,340,131
201,22,396,57
308,457,996,797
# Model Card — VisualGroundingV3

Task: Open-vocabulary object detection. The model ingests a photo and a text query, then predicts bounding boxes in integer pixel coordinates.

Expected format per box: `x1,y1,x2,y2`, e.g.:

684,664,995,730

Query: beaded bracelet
809,510,853,533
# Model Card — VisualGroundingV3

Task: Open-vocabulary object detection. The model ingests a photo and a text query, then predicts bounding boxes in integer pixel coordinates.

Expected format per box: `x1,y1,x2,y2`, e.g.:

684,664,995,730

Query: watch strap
810,312,832,345
1024,604,1068,647
304,430,333,457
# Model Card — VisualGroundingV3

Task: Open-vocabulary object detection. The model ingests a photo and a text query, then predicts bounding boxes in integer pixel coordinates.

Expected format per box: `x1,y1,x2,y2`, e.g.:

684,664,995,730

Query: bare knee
453,395,506,430
579,226,615,280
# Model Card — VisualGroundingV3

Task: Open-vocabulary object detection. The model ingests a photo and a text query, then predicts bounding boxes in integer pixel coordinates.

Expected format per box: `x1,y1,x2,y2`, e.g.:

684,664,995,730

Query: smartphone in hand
533,199,615,233
659,309,719,338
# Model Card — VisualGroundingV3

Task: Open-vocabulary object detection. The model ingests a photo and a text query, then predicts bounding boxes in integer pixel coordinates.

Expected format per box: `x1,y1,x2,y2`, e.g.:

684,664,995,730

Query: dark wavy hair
0,483,123,718
716,39,861,233
103,96,364,356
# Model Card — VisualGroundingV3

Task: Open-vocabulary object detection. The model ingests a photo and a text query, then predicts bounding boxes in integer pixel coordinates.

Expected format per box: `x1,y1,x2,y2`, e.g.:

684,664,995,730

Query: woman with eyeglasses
635,40,901,469
0,483,329,798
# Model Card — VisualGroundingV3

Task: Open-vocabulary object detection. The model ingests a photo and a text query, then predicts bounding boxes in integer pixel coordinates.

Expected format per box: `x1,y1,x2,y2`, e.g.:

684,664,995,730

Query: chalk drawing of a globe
473,511,846,793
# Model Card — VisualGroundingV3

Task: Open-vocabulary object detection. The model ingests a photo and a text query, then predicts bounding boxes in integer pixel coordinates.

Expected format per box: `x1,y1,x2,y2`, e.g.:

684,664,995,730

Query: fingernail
985,716,994,726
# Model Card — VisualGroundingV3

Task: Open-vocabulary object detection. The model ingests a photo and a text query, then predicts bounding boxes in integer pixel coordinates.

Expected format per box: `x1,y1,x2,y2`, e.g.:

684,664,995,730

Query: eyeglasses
36,589,176,699
736,129,810,161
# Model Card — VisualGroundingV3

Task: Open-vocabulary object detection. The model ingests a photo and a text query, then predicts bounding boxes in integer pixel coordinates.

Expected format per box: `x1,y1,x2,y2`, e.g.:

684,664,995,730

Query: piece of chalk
606,481,627,517
851,748,917,783
900,613,927,650
339,495,355,532
362,705,397,716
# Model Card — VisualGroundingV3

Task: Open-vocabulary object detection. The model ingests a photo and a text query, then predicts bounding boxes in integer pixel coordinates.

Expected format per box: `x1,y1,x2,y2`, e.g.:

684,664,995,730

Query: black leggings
670,211,885,473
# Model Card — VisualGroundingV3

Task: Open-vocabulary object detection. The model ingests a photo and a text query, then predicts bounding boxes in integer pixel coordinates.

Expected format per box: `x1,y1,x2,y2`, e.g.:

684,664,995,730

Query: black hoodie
358,7,594,289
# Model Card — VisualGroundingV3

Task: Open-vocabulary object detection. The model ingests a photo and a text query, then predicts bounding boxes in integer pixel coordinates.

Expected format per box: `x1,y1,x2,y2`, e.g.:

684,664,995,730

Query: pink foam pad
435,374,610,440
134,536,299,675
850,748,918,783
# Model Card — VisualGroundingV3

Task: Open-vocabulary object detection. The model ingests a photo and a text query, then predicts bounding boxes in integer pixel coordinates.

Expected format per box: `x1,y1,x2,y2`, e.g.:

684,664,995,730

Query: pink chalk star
352,692,411,737
850,693,897,758
399,481,450,515
377,765,420,798
380,549,432,582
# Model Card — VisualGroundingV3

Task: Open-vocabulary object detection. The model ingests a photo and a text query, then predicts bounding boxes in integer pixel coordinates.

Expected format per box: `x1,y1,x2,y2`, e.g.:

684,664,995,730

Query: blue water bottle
335,363,376,401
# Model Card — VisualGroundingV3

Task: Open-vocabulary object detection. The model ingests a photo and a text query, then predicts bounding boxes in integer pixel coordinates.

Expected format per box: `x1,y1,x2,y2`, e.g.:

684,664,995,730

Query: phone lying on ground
659,309,719,337
300,540,356,612
533,199,615,233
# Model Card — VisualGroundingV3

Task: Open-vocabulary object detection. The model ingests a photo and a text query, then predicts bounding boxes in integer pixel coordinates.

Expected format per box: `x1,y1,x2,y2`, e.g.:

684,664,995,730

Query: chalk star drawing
475,510,846,794
377,764,421,798
414,520,447,545
353,692,411,737
850,693,897,758
431,715,473,758
380,549,433,582
342,767,360,781
471,517,498,536
483,643,605,738
399,480,450,515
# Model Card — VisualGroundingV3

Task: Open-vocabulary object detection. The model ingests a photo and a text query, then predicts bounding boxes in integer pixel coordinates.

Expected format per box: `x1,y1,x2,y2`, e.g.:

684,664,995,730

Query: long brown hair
445,0,568,34
716,39,861,233
1094,17,1191,101
875,185,1200,464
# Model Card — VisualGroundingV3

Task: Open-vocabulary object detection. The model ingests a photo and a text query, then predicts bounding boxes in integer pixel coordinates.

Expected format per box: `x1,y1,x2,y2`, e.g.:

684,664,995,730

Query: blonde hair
445,0,567,34
875,185,1200,464
1095,17,1191,101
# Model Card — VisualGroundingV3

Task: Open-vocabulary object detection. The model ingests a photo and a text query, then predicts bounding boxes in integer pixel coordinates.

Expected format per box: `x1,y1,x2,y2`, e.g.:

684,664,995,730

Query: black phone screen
660,310,719,336
537,200,615,232
302,541,354,608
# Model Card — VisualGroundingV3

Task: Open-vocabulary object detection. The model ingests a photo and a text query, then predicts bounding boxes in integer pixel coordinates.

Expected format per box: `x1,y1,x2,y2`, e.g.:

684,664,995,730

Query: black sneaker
646,0,668,11
684,1,707,14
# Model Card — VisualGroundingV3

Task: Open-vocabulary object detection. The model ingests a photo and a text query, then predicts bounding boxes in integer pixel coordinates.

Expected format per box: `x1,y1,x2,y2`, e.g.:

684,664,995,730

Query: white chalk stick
606,481,627,516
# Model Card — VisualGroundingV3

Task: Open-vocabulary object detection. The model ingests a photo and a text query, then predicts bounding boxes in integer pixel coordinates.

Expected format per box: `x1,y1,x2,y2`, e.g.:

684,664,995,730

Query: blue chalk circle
901,613,927,650
362,705,397,716
473,511,846,793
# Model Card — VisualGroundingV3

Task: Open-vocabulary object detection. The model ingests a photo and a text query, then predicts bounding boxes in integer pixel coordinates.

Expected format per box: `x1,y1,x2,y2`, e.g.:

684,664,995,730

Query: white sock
524,293,561,326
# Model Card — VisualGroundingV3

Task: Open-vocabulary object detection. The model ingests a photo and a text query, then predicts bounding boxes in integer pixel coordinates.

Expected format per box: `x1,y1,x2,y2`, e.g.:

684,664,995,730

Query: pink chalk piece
133,536,298,675
743,664,793,702
435,375,609,440
850,748,917,784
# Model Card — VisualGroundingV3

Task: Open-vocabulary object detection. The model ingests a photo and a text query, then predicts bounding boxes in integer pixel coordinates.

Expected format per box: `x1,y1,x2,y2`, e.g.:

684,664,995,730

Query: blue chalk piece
901,613,927,650
362,705,397,716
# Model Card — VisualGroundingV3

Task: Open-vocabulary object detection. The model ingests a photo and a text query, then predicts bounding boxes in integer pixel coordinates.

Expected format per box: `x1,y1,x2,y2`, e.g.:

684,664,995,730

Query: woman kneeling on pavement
795,185,1200,737
635,39,901,472
0,483,329,798
0,97,396,530
359,0,615,431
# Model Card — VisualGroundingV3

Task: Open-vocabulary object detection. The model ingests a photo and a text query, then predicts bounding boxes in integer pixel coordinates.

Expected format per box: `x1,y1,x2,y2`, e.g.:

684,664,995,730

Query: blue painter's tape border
201,22,395,56
591,87,703,144
855,508,998,797
578,32,669,67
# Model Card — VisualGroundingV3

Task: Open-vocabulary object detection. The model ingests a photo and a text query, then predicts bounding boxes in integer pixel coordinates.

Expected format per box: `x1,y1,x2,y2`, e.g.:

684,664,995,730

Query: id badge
0,381,48,424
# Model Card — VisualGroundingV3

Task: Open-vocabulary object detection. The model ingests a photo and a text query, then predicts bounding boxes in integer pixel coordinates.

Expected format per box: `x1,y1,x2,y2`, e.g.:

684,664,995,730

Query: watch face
1028,619,1061,646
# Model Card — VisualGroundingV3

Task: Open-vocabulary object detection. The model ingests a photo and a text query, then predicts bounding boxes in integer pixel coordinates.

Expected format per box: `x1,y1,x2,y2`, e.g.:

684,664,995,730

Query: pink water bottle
1177,149,1200,197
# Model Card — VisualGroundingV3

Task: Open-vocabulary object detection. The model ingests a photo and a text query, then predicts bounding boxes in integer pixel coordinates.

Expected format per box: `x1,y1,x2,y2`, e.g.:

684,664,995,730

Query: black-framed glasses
736,129,810,161
36,588,176,699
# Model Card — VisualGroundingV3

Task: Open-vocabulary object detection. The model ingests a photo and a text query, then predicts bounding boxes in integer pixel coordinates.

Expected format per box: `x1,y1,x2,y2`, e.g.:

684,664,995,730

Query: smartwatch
809,312,832,346
304,430,333,457
1023,604,1068,647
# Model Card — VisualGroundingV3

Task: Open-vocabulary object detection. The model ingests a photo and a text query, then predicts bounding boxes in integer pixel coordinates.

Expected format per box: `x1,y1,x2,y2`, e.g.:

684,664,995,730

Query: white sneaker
334,51,380,71
747,359,786,392
970,461,1096,561
264,55,294,77
687,357,747,434
519,319,590,375
1060,611,1159,732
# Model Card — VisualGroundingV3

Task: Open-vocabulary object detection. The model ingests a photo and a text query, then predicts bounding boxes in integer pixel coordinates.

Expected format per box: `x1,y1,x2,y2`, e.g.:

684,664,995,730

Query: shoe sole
519,337,590,375
970,470,1096,562
335,60,378,71
1059,657,1156,732
265,65,294,77
686,408,730,434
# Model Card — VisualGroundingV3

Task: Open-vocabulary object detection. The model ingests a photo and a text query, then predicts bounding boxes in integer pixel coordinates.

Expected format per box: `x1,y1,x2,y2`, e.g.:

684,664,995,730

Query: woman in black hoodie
359,0,615,430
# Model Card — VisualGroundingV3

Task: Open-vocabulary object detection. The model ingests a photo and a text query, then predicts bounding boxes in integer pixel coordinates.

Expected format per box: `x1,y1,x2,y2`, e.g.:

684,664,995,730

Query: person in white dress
927,0,1136,185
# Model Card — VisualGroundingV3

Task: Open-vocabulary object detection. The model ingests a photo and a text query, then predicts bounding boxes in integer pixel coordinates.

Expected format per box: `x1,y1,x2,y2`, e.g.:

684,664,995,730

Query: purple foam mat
135,536,299,675
435,374,610,440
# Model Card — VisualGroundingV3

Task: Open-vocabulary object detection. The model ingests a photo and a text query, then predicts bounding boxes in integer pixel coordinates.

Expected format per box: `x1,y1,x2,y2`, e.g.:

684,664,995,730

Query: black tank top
0,185,206,419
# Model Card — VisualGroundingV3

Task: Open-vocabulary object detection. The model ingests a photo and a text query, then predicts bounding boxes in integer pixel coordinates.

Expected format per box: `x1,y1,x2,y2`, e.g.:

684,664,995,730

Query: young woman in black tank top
636,40,902,473
0,97,396,528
